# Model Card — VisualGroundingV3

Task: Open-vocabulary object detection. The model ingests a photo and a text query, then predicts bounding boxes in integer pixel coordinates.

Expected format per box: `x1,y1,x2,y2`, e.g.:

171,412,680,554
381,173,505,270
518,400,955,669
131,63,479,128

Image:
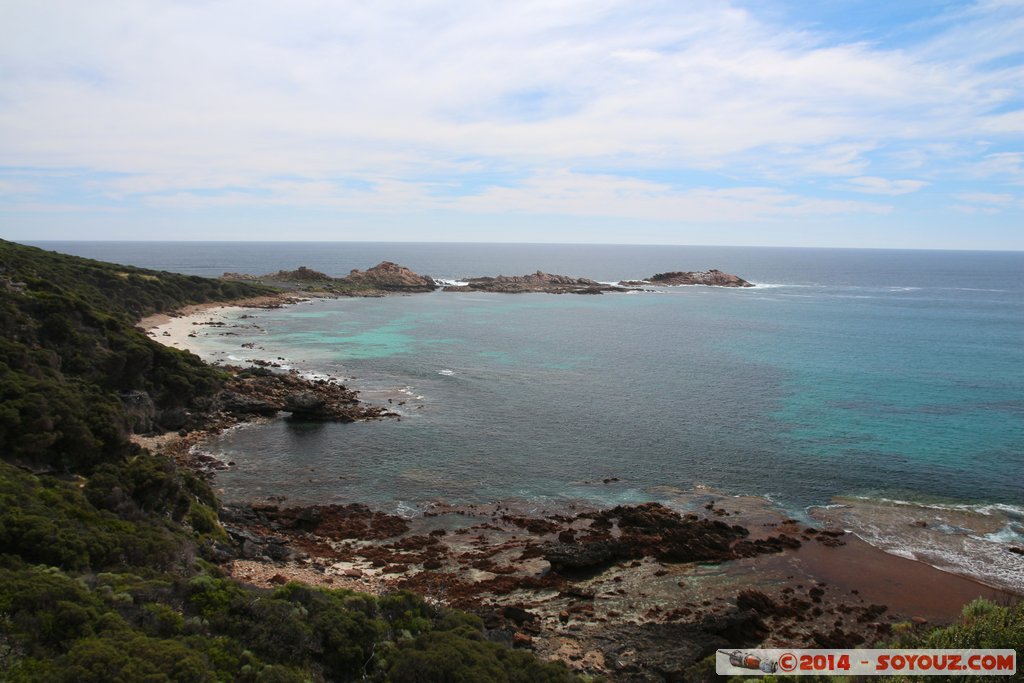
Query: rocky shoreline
137,393,1015,679
136,276,1016,681
173,485,1011,680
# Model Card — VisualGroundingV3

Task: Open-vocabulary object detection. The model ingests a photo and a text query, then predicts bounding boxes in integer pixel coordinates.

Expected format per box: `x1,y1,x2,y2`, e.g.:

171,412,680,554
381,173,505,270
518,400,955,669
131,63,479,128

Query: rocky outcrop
215,367,394,422
208,495,902,682
542,503,750,571
592,611,767,680
222,262,437,294
445,272,625,295
265,266,333,282
620,269,753,288
223,263,753,294
120,390,158,433
221,502,411,540
120,390,201,433
342,261,437,292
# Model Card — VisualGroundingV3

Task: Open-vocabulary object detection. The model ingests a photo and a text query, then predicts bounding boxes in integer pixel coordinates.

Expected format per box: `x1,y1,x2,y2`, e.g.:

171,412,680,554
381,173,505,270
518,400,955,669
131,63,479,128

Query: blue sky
1,0,1023,248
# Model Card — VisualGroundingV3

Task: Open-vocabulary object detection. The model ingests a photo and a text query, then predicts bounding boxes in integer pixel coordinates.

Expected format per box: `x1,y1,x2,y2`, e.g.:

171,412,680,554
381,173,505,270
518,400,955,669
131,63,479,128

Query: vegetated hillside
0,239,276,472
0,240,579,681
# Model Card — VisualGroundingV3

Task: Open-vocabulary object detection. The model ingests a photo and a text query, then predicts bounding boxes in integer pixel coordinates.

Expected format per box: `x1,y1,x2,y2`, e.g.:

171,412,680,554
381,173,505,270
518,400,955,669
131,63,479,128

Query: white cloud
968,152,1024,182
839,176,929,195
0,0,1022,232
956,192,1016,205
453,171,890,222
951,204,1001,215
0,179,43,195
951,191,1023,213
128,169,891,224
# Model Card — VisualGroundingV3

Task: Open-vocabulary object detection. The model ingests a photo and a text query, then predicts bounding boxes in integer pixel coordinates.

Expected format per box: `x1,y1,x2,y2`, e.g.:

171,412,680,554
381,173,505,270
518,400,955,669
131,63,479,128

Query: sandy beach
138,293,310,355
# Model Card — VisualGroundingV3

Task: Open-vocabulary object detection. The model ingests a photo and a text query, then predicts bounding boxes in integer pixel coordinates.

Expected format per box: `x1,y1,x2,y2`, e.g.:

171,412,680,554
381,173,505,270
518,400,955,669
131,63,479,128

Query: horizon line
18,239,1024,254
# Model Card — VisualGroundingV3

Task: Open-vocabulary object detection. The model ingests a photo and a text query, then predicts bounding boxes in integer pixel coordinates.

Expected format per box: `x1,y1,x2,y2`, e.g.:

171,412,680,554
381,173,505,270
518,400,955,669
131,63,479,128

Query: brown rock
512,632,534,648
343,261,437,292
446,271,624,294
621,269,753,288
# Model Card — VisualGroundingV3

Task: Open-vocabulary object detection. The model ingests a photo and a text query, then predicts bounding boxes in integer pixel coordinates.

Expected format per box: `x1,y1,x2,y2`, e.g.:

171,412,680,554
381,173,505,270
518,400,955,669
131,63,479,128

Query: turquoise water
40,241,1024,587
162,267,1023,513
38,240,1023,512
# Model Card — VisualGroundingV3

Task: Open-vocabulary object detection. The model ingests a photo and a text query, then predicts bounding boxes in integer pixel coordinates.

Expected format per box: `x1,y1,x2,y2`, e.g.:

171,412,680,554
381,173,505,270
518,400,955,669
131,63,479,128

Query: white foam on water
806,503,850,511
887,547,918,560
948,287,1008,293
395,501,418,518
982,523,1024,544
812,496,1024,594
751,283,813,289
851,496,1024,518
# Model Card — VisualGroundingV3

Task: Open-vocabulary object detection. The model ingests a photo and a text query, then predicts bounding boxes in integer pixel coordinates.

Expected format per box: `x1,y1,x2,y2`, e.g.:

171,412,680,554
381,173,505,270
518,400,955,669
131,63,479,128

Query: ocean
32,241,1024,591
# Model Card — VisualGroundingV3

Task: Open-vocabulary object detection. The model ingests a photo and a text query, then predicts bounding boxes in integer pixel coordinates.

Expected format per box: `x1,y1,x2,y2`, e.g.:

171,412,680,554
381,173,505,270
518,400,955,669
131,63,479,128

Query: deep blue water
31,241,1024,512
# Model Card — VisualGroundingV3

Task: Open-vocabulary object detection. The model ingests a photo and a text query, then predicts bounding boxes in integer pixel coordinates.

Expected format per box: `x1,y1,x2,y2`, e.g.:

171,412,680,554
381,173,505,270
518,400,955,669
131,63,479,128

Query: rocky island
221,264,755,297
619,269,754,288
222,261,438,295
442,271,626,294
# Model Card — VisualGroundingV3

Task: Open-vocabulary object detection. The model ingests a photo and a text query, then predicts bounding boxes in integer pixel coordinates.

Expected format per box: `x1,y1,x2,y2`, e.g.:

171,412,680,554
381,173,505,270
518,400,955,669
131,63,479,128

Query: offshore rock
222,262,437,294
283,391,335,420
445,271,626,294
620,269,754,288
343,261,438,292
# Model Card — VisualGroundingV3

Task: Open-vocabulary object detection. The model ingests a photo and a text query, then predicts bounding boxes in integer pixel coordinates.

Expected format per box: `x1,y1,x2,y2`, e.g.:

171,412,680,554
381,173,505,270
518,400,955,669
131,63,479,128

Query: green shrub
386,629,577,683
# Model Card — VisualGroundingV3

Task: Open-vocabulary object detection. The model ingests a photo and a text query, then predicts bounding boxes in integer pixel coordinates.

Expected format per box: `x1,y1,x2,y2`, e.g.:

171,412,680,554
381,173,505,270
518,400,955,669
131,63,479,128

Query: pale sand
138,294,309,355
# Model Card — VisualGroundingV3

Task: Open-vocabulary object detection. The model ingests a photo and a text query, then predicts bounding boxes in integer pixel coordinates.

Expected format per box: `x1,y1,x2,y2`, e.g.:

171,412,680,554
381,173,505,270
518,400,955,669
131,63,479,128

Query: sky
1,0,1023,249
